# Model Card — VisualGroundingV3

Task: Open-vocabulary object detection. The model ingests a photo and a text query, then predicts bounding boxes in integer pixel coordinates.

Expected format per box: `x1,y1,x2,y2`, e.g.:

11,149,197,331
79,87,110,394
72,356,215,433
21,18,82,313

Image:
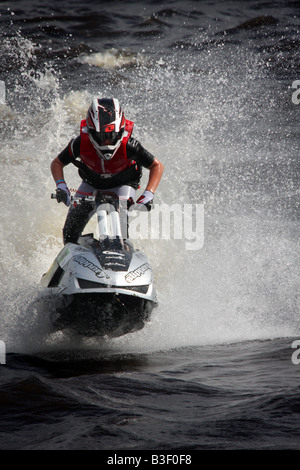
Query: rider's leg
106,185,136,240
62,184,136,244
62,182,95,244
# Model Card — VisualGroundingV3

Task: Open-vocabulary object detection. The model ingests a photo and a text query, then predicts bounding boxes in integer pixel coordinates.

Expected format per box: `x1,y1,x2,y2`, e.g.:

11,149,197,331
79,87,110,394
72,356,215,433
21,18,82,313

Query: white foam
0,35,298,355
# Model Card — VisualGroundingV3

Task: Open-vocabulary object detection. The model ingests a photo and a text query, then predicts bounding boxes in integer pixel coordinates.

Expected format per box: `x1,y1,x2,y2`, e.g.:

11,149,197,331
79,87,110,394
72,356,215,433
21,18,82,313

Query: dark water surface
1,338,300,451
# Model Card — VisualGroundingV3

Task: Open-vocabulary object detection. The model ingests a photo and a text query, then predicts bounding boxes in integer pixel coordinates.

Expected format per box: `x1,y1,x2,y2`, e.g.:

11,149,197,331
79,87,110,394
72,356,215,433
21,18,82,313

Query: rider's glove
55,181,70,206
136,190,154,211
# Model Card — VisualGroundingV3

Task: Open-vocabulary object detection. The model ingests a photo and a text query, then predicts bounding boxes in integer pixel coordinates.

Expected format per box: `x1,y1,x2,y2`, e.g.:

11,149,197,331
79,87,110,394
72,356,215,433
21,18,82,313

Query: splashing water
0,27,298,355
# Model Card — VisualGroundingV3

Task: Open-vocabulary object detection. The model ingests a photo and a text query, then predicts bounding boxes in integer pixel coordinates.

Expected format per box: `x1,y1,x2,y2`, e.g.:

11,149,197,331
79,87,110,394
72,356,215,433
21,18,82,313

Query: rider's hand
56,181,70,206
136,190,154,211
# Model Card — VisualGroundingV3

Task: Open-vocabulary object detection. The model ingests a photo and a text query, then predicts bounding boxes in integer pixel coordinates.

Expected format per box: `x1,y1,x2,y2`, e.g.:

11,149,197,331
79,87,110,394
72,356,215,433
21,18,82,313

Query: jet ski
41,191,158,338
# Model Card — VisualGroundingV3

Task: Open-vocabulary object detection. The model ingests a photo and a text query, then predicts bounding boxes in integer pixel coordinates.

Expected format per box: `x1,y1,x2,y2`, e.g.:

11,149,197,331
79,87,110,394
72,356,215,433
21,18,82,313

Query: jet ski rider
50,97,164,244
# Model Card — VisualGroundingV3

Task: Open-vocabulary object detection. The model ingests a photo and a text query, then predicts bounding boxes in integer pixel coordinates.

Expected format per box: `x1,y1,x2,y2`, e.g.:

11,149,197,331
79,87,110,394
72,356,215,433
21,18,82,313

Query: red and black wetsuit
58,121,155,244
57,119,155,190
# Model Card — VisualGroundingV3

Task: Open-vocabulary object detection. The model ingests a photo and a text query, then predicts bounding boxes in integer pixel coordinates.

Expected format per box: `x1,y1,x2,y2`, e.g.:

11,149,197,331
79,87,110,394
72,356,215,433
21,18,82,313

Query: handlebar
51,192,152,211
51,193,95,204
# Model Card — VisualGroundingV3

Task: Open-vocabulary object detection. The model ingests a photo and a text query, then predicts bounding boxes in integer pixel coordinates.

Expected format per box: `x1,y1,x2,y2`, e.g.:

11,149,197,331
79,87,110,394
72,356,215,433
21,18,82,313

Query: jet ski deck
41,192,158,337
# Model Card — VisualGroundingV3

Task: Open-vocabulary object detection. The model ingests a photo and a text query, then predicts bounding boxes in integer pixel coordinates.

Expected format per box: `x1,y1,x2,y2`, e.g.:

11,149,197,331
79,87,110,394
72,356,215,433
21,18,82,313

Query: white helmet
86,98,125,160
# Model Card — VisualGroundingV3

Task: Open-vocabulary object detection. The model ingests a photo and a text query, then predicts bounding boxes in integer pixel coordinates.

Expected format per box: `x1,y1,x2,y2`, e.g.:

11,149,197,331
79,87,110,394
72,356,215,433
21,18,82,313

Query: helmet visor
88,131,123,161
88,128,124,146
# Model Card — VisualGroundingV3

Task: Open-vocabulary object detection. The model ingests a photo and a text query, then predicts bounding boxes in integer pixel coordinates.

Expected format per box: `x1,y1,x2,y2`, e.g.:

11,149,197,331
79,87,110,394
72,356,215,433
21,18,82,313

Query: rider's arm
127,138,164,194
50,156,65,183
145,158,164,194
50,137,81,183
